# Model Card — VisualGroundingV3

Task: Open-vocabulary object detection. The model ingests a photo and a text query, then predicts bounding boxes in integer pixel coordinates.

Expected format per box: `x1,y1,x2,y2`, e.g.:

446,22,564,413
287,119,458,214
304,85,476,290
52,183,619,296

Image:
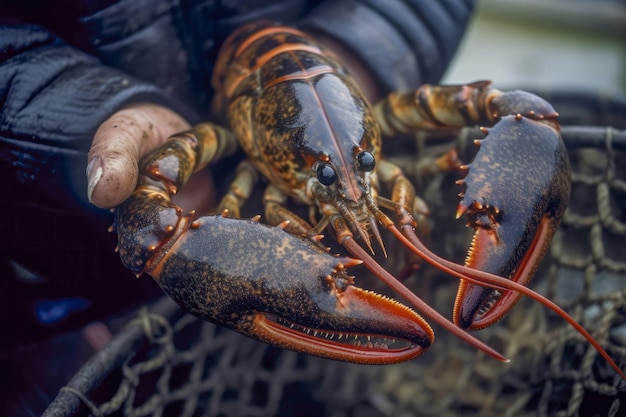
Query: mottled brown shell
212,22,380,204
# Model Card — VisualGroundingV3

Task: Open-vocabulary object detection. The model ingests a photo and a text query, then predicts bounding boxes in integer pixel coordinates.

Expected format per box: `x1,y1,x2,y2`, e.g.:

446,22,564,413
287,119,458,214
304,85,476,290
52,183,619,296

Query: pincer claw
454,115,570,330
116,192,433,364
153,216,434,364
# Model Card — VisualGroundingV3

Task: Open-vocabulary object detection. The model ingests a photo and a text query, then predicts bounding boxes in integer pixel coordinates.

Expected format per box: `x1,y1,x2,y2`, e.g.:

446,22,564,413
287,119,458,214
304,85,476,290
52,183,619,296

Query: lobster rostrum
114,22,625,376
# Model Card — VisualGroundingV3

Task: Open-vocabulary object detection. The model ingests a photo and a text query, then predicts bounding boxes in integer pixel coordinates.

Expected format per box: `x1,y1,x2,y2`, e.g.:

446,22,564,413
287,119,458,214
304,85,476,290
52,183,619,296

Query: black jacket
0,0,475,337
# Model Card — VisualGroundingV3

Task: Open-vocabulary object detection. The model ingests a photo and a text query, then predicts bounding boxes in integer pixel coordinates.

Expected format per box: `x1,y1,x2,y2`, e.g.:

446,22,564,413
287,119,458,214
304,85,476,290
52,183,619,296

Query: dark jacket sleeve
300,0,476,93
0,24,197,154
0,23,199,205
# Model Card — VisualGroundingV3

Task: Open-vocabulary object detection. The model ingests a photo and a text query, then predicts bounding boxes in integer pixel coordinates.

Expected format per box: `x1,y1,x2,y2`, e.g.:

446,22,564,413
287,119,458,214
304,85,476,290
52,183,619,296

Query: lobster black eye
356,151,375,172
316,163,337,186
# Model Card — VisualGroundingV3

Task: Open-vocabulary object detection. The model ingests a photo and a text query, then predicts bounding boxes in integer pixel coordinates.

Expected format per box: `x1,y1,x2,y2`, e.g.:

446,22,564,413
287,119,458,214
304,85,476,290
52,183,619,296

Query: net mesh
43,91,626,417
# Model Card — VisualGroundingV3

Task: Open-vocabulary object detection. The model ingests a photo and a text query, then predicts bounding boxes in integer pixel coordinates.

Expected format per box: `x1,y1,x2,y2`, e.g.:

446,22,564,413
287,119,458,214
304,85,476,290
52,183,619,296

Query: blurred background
443,0,626,94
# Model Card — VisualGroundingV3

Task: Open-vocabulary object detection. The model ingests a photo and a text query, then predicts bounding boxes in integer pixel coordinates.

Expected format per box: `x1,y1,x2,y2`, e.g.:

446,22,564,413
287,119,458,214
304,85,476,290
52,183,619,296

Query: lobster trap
42,90,626,417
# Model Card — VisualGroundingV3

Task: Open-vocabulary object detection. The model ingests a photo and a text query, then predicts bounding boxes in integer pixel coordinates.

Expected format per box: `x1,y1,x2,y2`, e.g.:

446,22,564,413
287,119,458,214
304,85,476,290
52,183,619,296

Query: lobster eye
316,163,337,186
356,151,375,172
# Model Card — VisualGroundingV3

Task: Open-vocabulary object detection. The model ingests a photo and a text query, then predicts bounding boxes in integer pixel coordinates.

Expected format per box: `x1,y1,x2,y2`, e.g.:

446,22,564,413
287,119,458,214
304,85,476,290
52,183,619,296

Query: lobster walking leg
216,160,258,218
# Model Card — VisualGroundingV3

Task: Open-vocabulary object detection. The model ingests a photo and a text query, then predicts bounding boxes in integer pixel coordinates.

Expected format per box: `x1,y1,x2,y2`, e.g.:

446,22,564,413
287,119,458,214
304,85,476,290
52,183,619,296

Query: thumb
87,103,191,208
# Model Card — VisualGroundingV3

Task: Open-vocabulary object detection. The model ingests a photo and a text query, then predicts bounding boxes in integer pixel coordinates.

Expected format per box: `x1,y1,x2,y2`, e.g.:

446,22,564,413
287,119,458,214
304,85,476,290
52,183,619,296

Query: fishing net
42,90,626,417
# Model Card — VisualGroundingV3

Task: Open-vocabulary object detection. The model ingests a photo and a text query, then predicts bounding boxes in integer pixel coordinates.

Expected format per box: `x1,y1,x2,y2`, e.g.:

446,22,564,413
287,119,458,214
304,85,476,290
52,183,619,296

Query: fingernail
86,157,103,203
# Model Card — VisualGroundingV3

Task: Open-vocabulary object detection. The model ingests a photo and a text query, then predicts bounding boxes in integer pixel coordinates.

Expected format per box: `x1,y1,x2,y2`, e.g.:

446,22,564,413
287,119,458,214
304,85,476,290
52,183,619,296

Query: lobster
114,22,625,377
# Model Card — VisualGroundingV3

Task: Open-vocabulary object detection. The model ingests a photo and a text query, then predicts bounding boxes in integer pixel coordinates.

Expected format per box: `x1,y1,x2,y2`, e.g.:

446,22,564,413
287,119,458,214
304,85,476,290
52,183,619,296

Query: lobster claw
115,197,433,364
247,283,434,364
454,115,571,330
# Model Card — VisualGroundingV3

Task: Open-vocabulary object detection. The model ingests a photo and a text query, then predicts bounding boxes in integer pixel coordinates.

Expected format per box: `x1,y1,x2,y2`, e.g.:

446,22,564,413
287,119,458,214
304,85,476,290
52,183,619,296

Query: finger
87,104,190,208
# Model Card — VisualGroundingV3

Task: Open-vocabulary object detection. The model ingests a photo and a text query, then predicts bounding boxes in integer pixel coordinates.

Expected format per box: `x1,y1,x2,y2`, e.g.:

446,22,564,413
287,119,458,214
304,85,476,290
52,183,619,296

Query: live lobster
113,22,625,377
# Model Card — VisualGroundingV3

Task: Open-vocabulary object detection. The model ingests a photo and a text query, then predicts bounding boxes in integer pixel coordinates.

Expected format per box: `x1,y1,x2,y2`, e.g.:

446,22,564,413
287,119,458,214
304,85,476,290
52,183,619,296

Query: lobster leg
213,160,319,240
216,160,258,218
114,123,436,364
263,183,327,239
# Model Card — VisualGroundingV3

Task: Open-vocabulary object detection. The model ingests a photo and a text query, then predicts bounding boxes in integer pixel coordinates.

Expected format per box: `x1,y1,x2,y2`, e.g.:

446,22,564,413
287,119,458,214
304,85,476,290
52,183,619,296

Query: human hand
87,103,215,211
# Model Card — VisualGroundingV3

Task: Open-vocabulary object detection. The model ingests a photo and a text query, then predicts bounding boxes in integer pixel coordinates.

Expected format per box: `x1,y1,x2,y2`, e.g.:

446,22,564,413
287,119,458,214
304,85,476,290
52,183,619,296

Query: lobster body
114,22,626,377
212,23,379,207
